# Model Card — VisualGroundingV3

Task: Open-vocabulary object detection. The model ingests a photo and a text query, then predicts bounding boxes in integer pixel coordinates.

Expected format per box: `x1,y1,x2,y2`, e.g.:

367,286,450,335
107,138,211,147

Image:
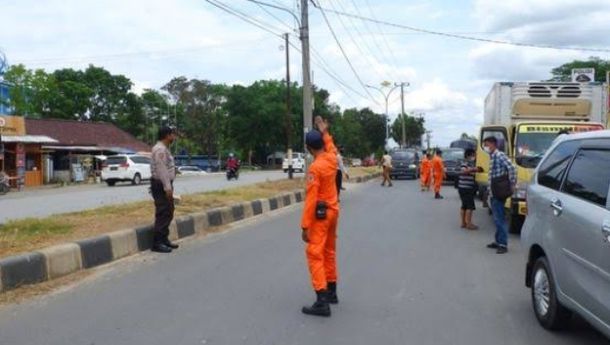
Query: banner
519,124,604,134
571,68,595,82
0,115,26,136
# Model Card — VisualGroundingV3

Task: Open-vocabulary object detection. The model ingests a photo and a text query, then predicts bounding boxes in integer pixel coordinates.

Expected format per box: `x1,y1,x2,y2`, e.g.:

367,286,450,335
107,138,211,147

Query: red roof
25,118,151,152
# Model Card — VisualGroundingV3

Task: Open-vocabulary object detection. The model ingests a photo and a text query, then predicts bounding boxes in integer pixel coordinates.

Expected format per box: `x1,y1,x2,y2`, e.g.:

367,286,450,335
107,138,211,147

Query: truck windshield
515,133,557,168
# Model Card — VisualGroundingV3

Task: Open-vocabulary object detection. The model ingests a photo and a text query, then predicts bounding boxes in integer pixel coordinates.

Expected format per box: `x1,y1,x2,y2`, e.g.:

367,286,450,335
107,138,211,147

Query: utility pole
301,0,313,153
396,82,410,148
426,130,432,150
284,33,294,179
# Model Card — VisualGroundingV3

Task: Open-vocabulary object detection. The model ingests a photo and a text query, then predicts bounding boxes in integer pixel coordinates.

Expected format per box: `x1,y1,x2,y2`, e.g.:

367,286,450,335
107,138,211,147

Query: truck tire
531,257,572,330
510,214,525,234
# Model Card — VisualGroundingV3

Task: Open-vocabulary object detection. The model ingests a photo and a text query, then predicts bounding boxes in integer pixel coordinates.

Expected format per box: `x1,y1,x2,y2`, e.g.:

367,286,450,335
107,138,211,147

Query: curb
0,172,380,294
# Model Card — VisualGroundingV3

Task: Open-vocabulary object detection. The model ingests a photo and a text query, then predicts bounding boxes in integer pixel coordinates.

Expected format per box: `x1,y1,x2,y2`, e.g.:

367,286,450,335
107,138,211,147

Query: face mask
483,146,491,154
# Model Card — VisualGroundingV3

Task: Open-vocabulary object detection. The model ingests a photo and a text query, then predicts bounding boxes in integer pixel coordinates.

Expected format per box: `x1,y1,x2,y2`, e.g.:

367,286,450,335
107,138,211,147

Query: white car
351,158,362,167
101,154,151,186
282,152,305,173
177,166,207,176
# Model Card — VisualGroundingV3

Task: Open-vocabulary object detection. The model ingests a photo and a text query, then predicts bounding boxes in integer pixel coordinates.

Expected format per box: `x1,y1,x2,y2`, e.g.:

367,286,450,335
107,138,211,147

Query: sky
1,0,609,146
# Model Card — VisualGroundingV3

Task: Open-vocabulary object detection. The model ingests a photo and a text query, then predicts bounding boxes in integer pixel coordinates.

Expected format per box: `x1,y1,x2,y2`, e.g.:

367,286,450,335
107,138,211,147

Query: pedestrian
419,151,432,192
335,146,349,200
458,148,482,230
483,136,516,254
380,151,393,187
300,116,340,317
150,126,179,253
431,149,446,199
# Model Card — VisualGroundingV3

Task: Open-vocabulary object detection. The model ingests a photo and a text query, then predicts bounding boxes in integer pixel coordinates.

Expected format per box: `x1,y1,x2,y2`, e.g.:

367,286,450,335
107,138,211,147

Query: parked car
389,149,419,180
177,165,207,176
362,157,376,167
522,130,610,339
101,154,151,186
441,148,465,182
351,158,362,167
282,152,305,173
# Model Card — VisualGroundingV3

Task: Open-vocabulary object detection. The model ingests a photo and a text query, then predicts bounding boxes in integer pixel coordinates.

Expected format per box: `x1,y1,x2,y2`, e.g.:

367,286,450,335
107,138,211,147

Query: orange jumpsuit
420,156,432,189
301,133,339,292
431,155,445,194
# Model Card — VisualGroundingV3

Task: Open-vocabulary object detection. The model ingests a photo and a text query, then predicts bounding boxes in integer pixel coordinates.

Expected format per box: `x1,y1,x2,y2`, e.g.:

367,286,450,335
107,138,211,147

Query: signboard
0,115,26,136
519,124,604,134
571,68,595,82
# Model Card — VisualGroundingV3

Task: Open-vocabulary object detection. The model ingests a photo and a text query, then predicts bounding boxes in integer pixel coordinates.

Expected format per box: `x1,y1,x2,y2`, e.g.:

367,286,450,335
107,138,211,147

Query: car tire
283,169,288,173
107,180,116,187
531,256,572,330
509,215,524,234
132,173,142,185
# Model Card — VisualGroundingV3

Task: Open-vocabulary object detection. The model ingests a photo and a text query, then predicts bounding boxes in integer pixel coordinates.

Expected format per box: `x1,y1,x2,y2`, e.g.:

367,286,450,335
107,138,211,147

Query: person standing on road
483,136,516,254
150,127,179,253
335,146,349,200
420,151,432,192
380,151,393,187
458,148,482,230
431,149,446,199
300,116,340,317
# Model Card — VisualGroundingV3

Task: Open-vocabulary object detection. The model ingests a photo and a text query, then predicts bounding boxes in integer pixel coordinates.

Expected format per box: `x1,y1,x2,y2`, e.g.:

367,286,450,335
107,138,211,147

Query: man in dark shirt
458,148,481,230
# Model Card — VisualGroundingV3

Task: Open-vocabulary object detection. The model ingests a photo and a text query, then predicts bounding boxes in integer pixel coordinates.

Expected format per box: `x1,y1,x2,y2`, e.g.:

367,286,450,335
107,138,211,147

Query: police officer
301,116,340,317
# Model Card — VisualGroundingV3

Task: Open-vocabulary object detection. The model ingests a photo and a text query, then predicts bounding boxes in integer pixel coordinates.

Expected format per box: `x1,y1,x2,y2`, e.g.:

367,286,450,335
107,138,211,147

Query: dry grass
348,166,380,178
0,178,304,258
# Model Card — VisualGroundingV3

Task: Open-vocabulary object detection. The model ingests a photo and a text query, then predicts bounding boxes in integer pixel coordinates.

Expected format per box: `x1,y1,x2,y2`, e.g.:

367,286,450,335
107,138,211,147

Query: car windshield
391,151,415,160
291,154,300,159
443,150,464,162
106,156,126,165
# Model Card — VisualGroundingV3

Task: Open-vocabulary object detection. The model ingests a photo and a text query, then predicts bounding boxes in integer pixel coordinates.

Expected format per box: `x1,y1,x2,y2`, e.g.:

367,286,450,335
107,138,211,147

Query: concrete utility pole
426,130,432,150
284,33,293,179
301,0,313,151
396,82,410,148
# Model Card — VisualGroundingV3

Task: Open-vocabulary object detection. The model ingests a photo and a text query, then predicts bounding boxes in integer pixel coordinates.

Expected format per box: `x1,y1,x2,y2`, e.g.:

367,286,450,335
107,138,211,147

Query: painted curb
0,172,380,293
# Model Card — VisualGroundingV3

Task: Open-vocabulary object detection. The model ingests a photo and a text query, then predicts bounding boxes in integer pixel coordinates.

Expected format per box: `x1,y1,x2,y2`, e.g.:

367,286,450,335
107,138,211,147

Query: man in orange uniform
419,151,432,191
301,116,340,317
432,149,446,199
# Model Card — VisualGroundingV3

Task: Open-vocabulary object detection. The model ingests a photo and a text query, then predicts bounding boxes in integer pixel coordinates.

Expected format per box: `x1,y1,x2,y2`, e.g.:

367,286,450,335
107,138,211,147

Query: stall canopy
1,135,57,144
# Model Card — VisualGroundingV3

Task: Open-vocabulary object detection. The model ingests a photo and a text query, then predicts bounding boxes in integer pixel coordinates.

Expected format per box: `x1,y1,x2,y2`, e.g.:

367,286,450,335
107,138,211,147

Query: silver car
522,130,610,338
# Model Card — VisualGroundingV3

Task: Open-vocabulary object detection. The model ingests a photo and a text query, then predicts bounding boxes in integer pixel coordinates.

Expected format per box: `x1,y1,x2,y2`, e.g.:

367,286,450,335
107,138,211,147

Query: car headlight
513,182,528,200
409,164,416,169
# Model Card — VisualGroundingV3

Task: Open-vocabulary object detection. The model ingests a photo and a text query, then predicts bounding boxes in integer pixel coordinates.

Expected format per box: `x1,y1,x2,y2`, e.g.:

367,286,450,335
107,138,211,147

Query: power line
317,5,610,53
362,0,402,73
311,1,380,106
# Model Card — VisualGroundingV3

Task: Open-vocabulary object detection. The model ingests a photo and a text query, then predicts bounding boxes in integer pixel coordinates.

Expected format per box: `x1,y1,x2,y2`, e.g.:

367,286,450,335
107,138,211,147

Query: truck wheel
509,214,525,234
531,257,572,330
132,173,142,185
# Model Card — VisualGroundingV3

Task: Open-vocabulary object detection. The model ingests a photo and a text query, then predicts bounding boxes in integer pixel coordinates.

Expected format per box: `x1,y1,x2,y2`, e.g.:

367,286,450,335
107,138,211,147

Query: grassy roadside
347,166,380,178
0,178,304,258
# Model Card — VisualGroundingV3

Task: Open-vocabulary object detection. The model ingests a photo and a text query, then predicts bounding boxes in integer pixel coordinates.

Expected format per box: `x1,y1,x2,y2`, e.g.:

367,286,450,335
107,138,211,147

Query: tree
460,133,477,141
391,114,425,147
550,57,610,82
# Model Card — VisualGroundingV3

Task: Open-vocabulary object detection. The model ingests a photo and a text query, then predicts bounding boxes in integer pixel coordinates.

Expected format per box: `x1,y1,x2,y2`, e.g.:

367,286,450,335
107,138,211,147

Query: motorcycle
226,167,239,181
0,172,10,195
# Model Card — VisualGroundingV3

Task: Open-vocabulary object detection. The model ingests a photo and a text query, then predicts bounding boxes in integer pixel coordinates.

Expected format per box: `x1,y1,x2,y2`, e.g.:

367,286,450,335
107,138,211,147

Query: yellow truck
476,82,608,233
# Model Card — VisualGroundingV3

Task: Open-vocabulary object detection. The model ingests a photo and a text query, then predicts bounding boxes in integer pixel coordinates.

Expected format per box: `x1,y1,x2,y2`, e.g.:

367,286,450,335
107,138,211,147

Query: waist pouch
316,201,328,220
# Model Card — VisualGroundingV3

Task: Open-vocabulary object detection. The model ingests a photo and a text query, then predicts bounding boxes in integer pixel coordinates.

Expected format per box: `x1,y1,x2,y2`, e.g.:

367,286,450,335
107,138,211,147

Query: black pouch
316,201,328,220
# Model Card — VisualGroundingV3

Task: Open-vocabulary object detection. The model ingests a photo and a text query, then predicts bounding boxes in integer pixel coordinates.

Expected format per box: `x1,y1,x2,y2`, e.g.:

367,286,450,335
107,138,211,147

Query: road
0,179,607,345
0,170,287,223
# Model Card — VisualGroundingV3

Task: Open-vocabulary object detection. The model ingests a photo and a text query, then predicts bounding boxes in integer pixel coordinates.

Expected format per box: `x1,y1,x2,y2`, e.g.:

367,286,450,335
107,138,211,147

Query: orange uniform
431,155,445,194
301,133,339,292
420,156,432,189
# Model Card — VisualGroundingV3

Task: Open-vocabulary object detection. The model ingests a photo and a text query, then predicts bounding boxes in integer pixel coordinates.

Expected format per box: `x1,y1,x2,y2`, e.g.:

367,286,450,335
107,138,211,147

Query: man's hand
314,116,328,134
344,173,350,180
301,229,309,243
165,189,173,201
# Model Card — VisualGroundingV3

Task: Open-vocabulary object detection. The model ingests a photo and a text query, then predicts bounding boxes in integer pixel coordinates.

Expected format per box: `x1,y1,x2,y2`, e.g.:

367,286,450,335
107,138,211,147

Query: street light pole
396,82,410,148
365,83,400,149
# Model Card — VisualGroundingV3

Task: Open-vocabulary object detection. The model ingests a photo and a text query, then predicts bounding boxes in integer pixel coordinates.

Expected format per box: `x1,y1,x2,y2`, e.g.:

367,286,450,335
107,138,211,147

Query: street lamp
365,83,400,149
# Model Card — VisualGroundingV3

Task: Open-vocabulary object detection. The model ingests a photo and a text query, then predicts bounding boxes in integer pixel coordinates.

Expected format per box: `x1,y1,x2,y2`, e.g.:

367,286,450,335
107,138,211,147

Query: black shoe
164,239,179,249
151,243,173,253
327,282,339,304
487,242,499,249
496,247,508,254
435,193,444,199
302,290,331,317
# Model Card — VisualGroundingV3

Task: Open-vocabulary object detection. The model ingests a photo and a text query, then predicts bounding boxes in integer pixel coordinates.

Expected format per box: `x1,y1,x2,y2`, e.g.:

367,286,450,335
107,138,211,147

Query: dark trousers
335,170,343,196
151,179,174,245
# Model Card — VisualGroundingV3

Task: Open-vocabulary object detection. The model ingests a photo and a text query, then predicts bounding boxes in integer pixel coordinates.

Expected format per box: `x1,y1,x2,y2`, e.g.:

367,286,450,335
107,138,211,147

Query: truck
476,81,608,233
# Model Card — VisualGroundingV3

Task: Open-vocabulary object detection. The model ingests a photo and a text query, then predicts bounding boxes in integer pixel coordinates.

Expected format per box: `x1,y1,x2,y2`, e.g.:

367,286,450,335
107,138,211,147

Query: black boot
327,282,339,304
302,290,331,317
435,193,444,199
164,238,179,249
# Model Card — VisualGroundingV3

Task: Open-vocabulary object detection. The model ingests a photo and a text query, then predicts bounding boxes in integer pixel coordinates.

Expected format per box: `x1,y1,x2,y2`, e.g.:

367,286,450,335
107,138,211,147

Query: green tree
550,57,610,82
391,114,425,147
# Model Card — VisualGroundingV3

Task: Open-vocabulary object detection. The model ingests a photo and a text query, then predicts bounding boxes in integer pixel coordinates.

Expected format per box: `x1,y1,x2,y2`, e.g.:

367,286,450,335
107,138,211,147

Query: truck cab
476,82,607,233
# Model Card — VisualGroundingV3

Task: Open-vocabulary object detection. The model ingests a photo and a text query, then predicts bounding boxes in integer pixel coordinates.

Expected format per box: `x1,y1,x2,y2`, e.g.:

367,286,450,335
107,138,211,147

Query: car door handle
602,220,610,243
550,198,563,216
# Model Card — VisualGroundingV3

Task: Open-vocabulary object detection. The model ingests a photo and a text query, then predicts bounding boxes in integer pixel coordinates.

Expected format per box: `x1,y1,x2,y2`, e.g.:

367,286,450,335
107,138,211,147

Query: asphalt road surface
0,179,607,345
0,170,287,223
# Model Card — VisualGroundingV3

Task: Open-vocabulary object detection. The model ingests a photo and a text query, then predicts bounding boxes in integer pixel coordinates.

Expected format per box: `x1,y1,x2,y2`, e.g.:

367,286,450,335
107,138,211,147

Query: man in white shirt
380,151,393,187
